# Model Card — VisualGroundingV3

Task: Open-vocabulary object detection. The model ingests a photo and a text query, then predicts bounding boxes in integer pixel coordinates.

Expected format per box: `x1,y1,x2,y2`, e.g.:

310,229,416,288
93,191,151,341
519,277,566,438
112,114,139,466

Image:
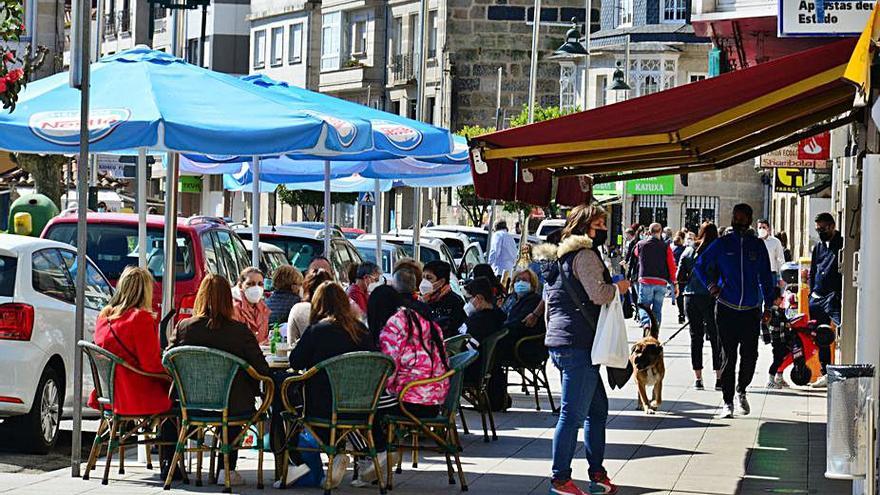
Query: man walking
488,220,517,276
694,204,774,418
635,223,677,331
808,212,843,388
756,219,786,286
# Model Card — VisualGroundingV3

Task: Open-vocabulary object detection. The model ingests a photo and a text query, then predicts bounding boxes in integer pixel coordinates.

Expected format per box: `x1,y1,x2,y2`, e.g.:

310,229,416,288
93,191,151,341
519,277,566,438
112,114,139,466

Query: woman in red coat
88,266,171,416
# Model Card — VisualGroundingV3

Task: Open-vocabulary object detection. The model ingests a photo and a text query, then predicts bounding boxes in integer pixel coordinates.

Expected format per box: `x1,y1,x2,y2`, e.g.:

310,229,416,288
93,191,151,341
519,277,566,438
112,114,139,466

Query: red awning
468,38,860,206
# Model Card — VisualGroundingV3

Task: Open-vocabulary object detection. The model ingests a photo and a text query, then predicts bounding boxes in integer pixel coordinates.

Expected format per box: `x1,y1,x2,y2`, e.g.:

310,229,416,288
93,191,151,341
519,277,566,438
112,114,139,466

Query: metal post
199,3,207,67
161,153,179,325
495,67,503,130
416,0,430,121
486,200,497,253
70,0,92,476
251,156,261,267
624,34,630,85
527,0,542,124
583,0,591,110
374,179,383,271
323,160,331,257
413,187,422,262
137,149,147,267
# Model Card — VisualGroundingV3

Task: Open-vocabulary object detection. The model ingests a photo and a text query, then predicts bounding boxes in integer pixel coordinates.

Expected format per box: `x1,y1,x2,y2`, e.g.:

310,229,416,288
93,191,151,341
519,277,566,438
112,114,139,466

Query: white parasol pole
374,179,383,271
251,156,261,268
161,153,179,335
413,187,422,262
137,148,147,267
323,160,331,258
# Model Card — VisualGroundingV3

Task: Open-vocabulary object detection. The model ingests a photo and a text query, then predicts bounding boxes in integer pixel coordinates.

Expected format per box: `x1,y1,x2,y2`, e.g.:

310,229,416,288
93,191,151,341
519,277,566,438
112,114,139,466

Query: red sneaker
549,479,590,495
588,472,619,494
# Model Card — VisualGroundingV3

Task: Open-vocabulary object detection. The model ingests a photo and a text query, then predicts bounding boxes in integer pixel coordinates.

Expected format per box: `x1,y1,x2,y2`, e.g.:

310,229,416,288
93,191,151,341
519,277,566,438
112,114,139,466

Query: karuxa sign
779,0,877,37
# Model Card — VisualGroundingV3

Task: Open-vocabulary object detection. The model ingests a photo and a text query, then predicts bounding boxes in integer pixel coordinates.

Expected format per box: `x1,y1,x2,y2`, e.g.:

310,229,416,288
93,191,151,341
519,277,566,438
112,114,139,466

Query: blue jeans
639,283,666,328
549,348,608,482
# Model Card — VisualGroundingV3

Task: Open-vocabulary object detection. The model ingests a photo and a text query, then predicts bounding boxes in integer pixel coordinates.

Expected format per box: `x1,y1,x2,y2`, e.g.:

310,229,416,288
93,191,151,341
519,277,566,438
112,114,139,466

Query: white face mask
463,300,476,316
368,276,384,294
685,239,695,247
244,285,263,304
419,279,435,296
758,228,769,239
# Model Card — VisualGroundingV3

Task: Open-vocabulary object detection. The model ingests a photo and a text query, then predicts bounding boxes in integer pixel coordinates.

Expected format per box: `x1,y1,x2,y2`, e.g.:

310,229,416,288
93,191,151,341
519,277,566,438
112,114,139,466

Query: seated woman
288,281,377,488
421,260,466,338
286,269,333,343
471,263,506,307
90,266,171,416
347,261,381,316
265,265,303,326
233,267,271,345
461,277,507,410
498,268,547,368
169,274,273,486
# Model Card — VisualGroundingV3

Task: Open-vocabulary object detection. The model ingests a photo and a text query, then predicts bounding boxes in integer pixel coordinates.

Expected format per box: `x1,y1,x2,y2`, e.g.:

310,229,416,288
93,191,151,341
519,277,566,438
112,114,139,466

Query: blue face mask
514,280,531,295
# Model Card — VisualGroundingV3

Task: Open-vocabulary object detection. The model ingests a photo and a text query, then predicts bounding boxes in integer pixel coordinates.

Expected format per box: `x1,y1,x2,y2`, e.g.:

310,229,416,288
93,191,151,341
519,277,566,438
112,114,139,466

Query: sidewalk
0,300,848,494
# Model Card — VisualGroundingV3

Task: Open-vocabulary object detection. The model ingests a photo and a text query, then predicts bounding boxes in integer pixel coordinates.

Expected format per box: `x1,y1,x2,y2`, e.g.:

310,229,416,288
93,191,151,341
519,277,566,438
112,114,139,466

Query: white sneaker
326,454,350,489
358,451,400,484
811,375,828,388
273,463,312,488
738,393,751,415
718,403,735,419
775,375,789,388
766,377,782,390
216,469,245,486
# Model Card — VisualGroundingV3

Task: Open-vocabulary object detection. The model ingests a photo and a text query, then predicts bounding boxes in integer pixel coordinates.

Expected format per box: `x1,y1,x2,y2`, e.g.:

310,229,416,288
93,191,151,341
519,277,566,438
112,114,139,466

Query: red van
42,213,250,320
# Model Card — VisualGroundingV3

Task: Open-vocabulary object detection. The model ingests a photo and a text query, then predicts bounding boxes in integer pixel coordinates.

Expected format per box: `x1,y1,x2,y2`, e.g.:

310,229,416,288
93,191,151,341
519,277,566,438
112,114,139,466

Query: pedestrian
542,204,629,495
169,274,273,486
765,286,790,390
306,256,333,277
233,267,271,345
635,223,678,331
421,260,467,338
663,226,674,245
677,222,722,391
808,212,843,389
623,225,642,320
346,261,381,316
672,231,688,324
756,219,786,286
286,269,333,343
488,220,518,277
694,204,775,419
264,265,303,325
777,231,793,262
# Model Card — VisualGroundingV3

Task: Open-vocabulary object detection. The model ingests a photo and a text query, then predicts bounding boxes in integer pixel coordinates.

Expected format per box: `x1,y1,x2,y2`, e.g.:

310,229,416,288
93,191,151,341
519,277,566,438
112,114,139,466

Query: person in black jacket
461,277,508,410
498,267,546,368
421,260,467,338
809,212,843,388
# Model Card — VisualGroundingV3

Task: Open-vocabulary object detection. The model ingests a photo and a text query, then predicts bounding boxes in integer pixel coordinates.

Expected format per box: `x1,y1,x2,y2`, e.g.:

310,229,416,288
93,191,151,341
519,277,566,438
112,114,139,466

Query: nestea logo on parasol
304,111,358,147
29,108,131,146
372,120,423,151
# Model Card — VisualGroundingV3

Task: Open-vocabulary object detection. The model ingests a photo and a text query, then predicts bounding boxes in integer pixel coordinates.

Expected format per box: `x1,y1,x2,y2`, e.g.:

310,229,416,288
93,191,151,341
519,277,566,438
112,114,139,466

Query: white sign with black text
779,0,876,37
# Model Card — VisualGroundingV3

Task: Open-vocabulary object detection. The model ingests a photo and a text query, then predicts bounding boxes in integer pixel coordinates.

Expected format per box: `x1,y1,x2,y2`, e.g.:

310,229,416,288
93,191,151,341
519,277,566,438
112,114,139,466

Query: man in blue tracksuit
694,204,775,419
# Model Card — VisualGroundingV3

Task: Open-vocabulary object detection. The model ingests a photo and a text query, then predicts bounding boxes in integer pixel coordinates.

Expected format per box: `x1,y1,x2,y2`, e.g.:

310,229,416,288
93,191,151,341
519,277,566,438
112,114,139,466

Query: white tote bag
592,296,630,368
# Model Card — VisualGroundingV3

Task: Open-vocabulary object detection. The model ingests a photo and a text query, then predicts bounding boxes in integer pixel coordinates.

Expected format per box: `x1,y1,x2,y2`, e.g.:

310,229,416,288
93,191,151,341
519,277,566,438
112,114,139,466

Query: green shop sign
179,176,203,193
625,176,674,195
593,181,622,198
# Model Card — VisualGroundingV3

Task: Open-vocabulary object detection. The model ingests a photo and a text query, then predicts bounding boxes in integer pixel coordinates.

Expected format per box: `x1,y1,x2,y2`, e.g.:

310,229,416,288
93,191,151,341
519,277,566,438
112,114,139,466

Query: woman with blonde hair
286,268,334,343
88,266,171,416
265,265,303,325
542,204,629,495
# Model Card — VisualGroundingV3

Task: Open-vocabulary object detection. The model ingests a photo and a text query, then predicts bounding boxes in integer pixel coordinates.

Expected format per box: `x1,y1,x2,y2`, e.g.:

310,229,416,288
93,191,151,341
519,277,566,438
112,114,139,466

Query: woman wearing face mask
421,260,467,338
233,267,271,345
461,277,508,410
541,204,629,495
497,268,546,368
346,261,381,316
672,231,688,325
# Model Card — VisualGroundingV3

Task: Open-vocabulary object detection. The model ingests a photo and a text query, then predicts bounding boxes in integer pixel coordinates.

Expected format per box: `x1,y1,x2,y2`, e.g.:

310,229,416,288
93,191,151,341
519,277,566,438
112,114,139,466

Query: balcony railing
101,10,130,39
389,53,415,84
117,10,130,34
103,13,117,39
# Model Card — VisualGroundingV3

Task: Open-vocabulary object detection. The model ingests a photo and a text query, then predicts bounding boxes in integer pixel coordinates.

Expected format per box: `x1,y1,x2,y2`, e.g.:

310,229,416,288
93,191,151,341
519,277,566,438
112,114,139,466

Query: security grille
631,195,667,227
682,195,719,232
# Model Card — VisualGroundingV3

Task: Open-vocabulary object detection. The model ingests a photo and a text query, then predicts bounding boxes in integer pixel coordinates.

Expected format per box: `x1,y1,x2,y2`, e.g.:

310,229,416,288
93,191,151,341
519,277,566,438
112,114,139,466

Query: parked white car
0,235,112,453
536,219,565,240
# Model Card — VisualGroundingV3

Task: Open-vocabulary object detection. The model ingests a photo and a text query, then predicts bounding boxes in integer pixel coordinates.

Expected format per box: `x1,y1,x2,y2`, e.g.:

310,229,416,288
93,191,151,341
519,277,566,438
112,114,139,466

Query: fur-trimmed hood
532,235,593,262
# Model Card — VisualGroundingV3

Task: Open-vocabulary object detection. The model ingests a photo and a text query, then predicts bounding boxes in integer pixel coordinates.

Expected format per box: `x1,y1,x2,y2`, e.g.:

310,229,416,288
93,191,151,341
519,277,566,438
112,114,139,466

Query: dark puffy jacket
428,290,467,339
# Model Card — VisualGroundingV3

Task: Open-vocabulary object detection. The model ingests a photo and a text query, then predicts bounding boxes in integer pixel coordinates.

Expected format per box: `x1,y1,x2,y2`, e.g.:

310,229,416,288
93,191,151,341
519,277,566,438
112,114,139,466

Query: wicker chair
461,329,508,442
78,341,179,485
161,346,274,493
384,349,478,491
443,334,470,356
278,351,395,495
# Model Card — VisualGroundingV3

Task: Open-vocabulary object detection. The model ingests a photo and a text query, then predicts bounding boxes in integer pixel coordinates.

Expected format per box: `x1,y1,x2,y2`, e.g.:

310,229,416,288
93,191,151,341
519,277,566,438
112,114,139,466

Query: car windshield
0,255,15,297
356,246,393,273
246,235,324,273
265,252,287,274
343,232,360,240
44,223,195,281
398,244,441,264
435,237,464,258
539,224,562,237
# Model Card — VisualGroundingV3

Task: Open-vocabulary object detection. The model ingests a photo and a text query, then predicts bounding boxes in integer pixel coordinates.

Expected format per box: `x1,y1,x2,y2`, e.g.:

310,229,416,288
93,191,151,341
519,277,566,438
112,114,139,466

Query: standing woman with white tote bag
539,204,631,495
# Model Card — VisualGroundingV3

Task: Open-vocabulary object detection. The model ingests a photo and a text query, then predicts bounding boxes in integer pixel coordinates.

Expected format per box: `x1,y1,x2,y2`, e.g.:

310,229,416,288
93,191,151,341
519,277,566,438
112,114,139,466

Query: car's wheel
8,367,63,454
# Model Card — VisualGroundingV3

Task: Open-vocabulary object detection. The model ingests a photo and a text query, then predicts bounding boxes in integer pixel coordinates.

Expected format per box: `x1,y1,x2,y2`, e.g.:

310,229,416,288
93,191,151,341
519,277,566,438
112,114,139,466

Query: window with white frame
627,56,676,97
408,14,418,58
288,23,303,64
391,17,403,58
559,62,578,113
270,26,283,66
321,12,341,71
349,14,368,57
688,72,707,83
663,0,687,22
427,10,438,59
253,30,266,68
617,0,633,27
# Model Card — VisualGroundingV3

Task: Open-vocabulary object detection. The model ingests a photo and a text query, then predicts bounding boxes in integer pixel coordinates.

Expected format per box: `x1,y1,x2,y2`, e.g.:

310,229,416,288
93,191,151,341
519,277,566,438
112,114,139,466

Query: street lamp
610,61,631,91
553,18,588,57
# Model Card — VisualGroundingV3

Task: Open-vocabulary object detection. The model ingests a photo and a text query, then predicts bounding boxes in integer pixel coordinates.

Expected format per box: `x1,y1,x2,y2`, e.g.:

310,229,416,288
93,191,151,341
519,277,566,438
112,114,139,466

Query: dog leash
661,321,690,346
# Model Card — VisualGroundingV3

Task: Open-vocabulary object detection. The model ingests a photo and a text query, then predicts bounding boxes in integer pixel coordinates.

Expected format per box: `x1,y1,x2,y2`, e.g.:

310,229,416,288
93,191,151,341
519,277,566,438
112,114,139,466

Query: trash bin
826,364,875,479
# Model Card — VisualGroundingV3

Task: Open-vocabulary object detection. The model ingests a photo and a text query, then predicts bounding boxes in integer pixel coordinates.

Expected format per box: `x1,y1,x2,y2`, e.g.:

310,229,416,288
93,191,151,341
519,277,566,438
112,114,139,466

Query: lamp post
553,18,589,110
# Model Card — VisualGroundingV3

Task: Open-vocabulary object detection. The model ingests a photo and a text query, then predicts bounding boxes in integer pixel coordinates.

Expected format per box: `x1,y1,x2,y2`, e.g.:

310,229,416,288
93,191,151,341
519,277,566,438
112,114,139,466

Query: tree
276,185,358,222
454,125,494,226
10,153,68,208
1,0,48,111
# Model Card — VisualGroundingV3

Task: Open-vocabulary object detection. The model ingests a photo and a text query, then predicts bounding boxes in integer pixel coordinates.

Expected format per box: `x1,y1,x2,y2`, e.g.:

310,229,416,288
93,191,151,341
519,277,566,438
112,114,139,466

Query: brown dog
631,304,665,414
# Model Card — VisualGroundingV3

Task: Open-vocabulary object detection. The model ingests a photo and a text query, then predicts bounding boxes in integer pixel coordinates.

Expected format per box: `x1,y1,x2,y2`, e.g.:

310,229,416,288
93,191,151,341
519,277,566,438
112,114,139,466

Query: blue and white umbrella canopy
0,47,454,159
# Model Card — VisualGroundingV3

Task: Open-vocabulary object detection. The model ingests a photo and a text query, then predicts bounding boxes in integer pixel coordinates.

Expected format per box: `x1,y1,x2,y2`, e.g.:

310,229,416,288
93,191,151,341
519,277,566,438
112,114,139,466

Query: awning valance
468,37,865,206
